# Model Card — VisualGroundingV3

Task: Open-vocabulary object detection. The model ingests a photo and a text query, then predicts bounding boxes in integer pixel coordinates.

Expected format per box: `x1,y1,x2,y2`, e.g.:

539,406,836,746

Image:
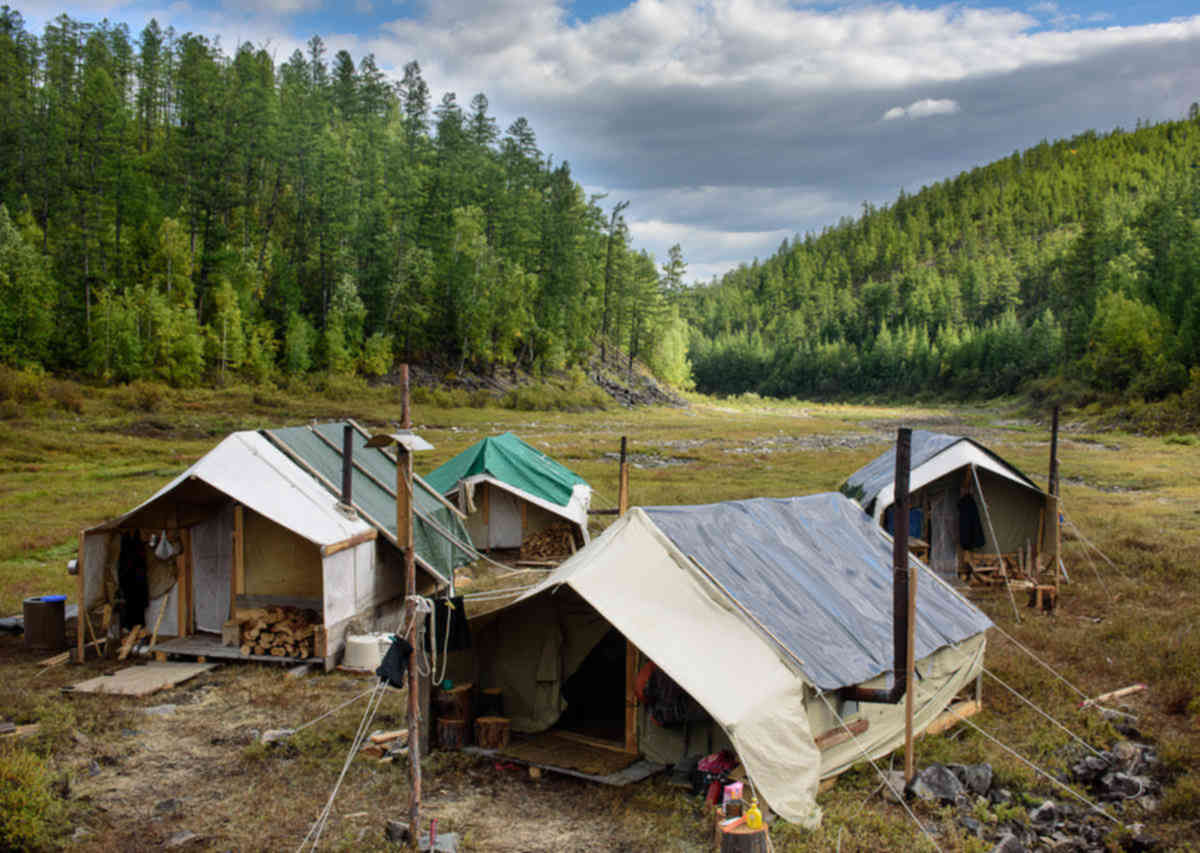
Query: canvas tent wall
424,432,592,550
840,430,1051,576
459,493,991,827
80,424,473,668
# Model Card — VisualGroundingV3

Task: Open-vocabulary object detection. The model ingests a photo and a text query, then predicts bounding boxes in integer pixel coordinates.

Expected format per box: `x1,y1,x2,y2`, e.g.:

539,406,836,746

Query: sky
14,0,1200,283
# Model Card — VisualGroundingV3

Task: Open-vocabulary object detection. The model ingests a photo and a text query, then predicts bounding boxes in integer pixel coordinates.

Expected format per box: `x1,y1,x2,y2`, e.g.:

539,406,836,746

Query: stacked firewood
519,524,576,561
237,607,318,658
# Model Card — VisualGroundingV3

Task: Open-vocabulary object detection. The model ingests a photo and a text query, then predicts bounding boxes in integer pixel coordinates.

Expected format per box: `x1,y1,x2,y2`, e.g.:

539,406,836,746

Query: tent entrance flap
558,627,627,744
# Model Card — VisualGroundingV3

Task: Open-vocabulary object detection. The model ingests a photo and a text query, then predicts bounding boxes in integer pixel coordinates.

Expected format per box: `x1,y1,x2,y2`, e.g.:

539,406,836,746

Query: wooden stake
148,595,168,651
1048,405,1060,497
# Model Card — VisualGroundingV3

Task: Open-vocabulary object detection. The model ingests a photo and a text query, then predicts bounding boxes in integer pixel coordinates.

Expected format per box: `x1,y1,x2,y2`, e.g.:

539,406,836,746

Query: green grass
2,380,1200,849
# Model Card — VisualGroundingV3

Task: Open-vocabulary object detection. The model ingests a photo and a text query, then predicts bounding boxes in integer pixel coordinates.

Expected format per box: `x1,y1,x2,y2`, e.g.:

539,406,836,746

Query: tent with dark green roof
424,432,593,551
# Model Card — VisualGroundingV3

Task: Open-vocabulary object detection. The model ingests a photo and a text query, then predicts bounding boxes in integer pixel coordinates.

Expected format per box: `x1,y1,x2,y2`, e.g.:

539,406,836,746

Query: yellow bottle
744,797,763,830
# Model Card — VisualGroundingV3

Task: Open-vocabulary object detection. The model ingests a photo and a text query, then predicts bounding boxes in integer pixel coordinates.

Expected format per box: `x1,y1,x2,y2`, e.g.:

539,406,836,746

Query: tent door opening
487,487,523,550
189,506,234,634
557,627,627,745
930,487,958,575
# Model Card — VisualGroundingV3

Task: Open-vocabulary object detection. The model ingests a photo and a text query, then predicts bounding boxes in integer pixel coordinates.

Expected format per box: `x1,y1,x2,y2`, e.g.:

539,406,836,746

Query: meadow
1,378,1197,851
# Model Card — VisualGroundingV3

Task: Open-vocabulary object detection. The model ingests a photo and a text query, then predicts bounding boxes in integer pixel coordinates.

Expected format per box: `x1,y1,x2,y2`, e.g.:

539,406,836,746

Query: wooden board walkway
65,662,218,697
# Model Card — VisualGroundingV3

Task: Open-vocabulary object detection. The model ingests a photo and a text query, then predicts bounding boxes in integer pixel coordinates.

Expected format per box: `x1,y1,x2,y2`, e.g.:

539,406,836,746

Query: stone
142,704,178,716
88,759,101,777
957,815,984,836
384,821,460,851
164,830,199,848
1099,772,1145,801
155,798,180,815
260,728,295,744
881,770,906,805
991,833,1027,853
1030,800,1058,825
961,763,994,796
909,764,965,803
1071,755,1110,783
989,787,1014,806
71,827,91,842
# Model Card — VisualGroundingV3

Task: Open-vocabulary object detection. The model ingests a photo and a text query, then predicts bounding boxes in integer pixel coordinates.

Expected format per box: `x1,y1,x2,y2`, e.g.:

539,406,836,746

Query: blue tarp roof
644,492,992,691
839,430,1040,509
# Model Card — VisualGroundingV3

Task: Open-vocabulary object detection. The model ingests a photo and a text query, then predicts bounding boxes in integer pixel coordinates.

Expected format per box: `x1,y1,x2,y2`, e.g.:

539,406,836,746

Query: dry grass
1,386,1198,849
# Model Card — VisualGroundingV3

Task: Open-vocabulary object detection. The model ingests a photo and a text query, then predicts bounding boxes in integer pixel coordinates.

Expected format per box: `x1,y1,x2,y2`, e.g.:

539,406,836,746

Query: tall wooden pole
398,364,420,844
618,436,638,754
896,428,916,785
1048,405,1060,593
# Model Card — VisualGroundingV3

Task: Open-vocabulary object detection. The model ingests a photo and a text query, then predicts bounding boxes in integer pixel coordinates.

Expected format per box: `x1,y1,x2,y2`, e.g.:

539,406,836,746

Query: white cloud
882,97,960,120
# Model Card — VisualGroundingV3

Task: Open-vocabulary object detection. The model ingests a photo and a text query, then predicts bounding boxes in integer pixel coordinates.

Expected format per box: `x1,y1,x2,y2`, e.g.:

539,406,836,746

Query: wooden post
1047,405,1060,497
398,364,421,847
76,530,86,663
618,436,638,753
896,429,916,785
1049,492,1060,594
231,506,244,619
618,436,630,517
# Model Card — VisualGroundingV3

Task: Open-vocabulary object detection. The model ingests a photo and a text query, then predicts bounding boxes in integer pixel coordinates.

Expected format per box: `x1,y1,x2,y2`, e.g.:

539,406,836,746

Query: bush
318,373,367,403
501,382,610,412
0,365,44,403
47,380,83,414
0,745,65,851
122,380,167,413
0,399,20,420
468,389,493,408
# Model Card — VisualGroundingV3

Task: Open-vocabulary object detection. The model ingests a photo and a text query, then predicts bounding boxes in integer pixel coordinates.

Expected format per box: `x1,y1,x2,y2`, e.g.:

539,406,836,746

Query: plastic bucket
23,596,67,651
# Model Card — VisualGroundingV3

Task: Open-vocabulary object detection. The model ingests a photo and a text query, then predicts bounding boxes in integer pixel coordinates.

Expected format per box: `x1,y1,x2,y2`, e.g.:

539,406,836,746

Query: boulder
908,764,965,803
1029,800,1058,825
991,833,1027,853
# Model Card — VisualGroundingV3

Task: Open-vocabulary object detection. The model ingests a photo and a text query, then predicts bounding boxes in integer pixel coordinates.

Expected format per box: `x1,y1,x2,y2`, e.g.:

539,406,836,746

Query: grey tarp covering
263,423,473,584
644,493,992,691
839,430,1040,510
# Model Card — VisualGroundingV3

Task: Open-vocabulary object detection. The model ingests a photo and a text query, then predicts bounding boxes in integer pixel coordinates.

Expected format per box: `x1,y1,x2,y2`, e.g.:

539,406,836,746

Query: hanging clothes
958,494,986,550
424,596,471,653
376,636,415,688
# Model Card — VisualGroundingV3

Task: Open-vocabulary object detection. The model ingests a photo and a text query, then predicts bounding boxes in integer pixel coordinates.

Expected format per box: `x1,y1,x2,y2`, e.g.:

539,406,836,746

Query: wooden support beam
321,529,378,557
813,718,869,751
76,530,86,664
232,505,244,619
923,699,982,737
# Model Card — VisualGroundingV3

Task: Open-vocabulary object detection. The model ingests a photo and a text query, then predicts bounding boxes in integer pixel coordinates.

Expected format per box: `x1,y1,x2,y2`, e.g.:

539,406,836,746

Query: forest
3,7,1200,412
683,111,1200,406
0,8,692,389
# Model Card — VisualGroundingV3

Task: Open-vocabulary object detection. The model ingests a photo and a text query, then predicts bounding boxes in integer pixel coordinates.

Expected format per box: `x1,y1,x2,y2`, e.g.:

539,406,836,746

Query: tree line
0,9,691,387
682,112,1200,403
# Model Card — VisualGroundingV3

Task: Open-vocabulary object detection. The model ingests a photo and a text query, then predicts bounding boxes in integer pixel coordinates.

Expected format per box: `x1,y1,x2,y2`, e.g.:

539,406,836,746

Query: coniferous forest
0,9,691,387
3,7,1200,415
683,112,1200,405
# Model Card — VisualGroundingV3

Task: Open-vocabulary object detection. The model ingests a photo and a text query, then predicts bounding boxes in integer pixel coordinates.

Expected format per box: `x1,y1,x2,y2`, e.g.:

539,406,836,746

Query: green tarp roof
262,422,474,584
424,431,588,508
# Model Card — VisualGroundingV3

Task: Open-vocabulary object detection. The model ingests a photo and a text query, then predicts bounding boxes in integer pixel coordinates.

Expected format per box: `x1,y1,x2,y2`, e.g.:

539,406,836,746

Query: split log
369,729,409,745
117,626,144,661
240,644,251,656
474,716,510,750
437,718,469,750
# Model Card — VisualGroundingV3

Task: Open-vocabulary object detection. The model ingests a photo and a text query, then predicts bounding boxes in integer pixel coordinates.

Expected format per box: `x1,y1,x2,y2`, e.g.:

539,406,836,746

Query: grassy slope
1,383,1198,850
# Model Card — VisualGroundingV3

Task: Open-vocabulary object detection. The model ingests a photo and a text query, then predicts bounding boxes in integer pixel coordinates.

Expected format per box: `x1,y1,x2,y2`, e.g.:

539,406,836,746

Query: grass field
1,380,1198,851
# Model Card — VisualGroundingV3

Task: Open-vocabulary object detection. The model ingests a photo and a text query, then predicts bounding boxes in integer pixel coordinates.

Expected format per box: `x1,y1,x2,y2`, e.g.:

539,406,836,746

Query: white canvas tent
78,427,468,669
463,493,991,826
841,431,1051,579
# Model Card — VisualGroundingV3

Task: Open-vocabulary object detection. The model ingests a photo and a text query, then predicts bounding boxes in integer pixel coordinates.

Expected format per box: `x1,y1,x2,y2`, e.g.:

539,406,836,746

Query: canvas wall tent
78,422,473,669
456,493,991,827
424,431,592,551
840,430,1052,580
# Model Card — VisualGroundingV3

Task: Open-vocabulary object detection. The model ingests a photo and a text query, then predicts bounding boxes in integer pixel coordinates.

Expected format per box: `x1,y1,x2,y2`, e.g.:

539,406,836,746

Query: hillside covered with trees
683,112,1200,407
0,9,691,388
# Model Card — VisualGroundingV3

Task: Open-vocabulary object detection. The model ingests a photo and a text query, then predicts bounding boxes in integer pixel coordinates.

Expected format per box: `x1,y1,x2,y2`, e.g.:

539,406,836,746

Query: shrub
123,380,167,413
0,365,44,403
319,373,367,403
1165,433,1199,446
0,745,65,851
47,380,83,414
468,389,493,408
0,399,20,420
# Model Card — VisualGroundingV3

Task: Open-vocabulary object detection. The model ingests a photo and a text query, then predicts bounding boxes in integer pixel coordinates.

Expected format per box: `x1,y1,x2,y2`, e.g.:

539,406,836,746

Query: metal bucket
23,595,67,651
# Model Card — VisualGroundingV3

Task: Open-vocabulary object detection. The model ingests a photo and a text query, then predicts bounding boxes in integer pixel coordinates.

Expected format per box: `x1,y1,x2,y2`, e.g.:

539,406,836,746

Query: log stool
437,718,470,749
474,716,511,750
718,822,768,853
478,687,504,717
